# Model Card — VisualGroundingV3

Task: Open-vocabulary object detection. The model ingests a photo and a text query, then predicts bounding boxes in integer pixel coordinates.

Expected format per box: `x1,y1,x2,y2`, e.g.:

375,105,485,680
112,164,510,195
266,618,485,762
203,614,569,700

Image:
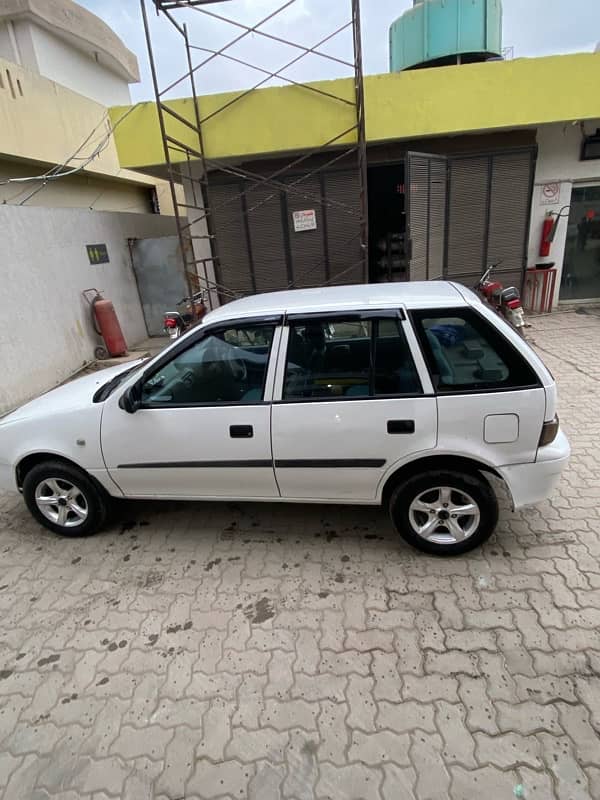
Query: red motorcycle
474,263,526,337
163,291,207,340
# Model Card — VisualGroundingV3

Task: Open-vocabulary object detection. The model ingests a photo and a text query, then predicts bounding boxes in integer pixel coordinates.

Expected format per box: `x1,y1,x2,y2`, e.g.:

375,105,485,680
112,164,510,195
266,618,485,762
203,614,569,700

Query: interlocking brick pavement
0,308,599,798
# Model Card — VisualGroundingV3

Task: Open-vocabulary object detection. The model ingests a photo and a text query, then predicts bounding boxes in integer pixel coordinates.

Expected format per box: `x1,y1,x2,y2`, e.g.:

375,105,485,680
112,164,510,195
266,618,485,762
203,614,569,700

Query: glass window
412,308,538,392
374,319,422,396
141,324,275,406
284,320,372,400
283,316,421,401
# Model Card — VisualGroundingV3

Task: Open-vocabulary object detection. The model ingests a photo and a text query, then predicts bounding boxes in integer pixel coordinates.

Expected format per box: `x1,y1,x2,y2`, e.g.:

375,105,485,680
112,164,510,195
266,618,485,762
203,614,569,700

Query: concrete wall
0,157,153,213
24,21,131,106
0,205,177,415
527,120,600,307
0,56,176,214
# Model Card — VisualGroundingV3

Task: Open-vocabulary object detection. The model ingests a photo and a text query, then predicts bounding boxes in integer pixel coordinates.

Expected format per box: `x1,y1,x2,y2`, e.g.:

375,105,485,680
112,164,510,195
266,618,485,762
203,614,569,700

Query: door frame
558,179,600,304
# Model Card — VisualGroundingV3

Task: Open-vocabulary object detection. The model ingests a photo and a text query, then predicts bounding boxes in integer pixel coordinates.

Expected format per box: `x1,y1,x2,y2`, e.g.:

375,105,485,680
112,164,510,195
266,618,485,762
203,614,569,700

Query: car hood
0,361,143,425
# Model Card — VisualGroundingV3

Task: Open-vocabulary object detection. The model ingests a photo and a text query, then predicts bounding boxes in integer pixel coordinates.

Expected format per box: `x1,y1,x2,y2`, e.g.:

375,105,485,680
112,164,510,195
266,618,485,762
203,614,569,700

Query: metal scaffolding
141,0,368,309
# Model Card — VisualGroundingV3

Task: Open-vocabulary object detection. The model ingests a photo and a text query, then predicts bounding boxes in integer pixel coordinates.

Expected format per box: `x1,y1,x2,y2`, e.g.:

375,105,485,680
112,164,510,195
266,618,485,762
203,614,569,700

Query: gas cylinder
93,298,127,357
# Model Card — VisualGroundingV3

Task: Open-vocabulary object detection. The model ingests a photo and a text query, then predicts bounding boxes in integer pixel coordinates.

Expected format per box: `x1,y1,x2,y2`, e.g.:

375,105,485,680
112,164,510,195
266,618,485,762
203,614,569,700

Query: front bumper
499,429,571,510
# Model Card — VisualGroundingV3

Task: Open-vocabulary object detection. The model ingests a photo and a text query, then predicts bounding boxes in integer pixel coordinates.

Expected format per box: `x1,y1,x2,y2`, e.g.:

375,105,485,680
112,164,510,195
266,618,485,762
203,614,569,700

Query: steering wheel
228,357,247,382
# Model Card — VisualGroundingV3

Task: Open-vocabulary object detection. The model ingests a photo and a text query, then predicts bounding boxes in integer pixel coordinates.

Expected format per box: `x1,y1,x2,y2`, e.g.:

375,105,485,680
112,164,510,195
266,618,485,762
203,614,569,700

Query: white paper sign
541,182,561,205
293,209,317,232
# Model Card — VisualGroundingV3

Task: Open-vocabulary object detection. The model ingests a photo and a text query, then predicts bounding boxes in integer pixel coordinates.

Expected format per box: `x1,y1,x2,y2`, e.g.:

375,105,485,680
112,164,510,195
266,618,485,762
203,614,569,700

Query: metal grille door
446,148,536,290
406,152,448,281
210,169,362,296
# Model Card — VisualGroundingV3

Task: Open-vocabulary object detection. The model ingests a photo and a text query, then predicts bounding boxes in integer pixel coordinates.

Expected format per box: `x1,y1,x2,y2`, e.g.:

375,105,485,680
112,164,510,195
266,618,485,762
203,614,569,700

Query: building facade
110,50,600,309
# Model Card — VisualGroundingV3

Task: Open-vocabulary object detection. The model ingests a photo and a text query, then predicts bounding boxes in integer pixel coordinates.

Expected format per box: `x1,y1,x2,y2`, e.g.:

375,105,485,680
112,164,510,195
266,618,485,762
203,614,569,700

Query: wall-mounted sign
540,182,561,206
292,209,317,232
86,243,109,265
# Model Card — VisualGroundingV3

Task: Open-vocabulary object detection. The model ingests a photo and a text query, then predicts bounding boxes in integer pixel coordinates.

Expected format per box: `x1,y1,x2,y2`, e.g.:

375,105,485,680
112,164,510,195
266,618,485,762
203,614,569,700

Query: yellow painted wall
110,52,600,169
0,56,175,213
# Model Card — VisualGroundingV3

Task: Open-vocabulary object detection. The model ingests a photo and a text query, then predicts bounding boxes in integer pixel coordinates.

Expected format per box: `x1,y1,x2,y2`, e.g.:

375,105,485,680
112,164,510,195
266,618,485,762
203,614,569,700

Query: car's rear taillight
164,318,177,328
506,298,522,309
539,415,559,447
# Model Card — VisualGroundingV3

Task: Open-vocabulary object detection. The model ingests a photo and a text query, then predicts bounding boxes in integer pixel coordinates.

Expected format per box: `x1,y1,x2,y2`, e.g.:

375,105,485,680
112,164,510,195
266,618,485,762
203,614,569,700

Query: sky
78,0,600,103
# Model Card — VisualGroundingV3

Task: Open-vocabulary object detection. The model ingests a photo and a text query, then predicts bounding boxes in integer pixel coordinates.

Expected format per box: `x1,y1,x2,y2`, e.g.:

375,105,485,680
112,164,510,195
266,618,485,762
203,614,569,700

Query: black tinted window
283,317,421,400
141,325,275,406
285,320,371,400
412,308,538,392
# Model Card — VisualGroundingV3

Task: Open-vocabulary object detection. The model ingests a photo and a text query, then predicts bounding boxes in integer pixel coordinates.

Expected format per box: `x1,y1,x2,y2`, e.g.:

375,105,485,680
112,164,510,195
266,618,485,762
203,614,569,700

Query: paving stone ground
0,309,599,799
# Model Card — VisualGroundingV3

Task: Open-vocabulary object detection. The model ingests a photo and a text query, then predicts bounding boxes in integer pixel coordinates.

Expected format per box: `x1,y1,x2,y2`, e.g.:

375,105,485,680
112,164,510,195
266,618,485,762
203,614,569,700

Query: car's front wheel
389,469,498,556
23,460,109,537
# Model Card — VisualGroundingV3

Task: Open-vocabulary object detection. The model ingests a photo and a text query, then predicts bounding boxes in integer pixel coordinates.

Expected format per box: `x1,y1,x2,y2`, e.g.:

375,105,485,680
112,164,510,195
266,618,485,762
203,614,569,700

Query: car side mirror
119,382,142,414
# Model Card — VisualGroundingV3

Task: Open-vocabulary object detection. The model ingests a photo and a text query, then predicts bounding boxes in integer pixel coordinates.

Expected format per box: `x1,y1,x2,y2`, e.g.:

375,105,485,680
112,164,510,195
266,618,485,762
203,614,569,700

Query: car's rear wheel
389,469,498,556
23,461,108,537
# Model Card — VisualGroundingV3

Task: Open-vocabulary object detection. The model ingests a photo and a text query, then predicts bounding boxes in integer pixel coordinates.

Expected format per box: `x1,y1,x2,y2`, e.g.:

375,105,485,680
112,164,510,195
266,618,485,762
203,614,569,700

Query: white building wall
0,205,176,415
21,21,131,106
528,120,600,307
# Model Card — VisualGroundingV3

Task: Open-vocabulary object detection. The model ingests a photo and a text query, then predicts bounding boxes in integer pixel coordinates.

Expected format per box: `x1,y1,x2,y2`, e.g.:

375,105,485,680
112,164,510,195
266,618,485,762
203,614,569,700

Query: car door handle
230,425,254,438
387,420,415,434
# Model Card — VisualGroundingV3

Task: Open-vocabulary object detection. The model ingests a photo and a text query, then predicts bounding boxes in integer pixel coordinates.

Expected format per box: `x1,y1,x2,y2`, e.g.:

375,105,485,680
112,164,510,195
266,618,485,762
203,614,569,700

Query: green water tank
390,0,503,72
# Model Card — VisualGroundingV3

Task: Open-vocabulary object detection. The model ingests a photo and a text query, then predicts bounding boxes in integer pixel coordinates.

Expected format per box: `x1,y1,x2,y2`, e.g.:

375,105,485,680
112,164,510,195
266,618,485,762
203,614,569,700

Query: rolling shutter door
428,157,447,281
406,152,448,281
284,175,327,289
446,157,489,284
486,151,536,290
323,170,363,286
446,148,536,290
209,166,363,297
245,185,288,293
209,182,255,297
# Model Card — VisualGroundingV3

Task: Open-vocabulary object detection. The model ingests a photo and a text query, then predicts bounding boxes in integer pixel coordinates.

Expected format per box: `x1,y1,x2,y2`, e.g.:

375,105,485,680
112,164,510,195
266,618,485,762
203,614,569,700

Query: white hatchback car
0,282,569,555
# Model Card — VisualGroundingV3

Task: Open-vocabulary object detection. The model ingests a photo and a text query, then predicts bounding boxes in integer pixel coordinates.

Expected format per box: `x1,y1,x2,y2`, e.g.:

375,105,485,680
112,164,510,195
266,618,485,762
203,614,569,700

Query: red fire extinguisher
83,288,128,359
539,213,555,258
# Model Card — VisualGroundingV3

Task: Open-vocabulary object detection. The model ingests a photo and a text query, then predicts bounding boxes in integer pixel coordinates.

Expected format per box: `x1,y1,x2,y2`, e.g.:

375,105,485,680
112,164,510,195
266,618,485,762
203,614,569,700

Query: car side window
285,320,372,399
141,324,275,406
282,316,422,401
411,308,538,392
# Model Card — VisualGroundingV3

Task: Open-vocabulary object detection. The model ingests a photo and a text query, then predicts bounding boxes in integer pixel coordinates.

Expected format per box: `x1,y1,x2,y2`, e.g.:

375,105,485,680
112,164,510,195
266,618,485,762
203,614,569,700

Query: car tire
389,469,498,556
23,460,109,537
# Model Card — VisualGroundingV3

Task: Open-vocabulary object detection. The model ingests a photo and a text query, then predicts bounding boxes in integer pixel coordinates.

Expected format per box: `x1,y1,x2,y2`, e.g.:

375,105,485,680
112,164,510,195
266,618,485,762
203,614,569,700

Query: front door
101,321,280,499
560,185,600,301
271,312,437,501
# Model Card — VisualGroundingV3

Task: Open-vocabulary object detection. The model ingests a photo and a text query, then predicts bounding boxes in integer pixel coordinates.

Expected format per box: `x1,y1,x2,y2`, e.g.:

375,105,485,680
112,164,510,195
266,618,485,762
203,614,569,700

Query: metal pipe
140,0,198,316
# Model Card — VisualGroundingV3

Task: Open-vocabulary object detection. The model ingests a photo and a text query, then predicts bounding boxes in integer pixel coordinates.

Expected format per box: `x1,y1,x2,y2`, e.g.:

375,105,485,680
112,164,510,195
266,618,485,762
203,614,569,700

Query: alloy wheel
408,486,480,545
34,478,89,528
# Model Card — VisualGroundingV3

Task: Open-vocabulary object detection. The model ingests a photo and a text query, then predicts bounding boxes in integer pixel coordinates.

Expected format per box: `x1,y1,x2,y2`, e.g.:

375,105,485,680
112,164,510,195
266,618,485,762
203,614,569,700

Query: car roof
204,281,468,324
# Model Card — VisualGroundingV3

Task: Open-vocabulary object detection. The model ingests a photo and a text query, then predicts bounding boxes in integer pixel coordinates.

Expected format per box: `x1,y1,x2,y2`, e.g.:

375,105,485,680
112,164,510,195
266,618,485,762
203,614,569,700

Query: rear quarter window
411,308,540,393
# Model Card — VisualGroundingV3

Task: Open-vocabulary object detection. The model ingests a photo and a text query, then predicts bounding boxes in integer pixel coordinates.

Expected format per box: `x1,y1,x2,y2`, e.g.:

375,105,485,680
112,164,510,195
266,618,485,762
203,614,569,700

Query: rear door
271,310,437,501
411,306,546,468
406,152,448,282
